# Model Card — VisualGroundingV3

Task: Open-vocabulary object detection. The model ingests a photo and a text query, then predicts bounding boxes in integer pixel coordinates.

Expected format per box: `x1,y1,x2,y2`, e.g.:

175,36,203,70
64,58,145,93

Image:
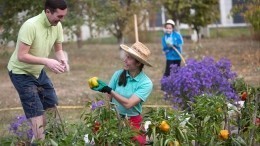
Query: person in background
161,19,184,77
91,42,153,145
7,0,69,142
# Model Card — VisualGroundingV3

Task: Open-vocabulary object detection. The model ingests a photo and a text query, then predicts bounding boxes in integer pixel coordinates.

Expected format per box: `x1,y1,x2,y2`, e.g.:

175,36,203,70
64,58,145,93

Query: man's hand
61,59,70,72
45,59,65,74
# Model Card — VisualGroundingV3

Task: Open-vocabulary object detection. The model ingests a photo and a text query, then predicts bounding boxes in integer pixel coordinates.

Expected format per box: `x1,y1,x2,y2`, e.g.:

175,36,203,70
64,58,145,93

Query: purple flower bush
9,115,33,140
161,57,238,108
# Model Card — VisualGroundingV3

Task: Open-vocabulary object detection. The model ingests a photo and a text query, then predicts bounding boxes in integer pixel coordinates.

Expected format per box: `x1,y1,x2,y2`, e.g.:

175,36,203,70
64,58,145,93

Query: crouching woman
91,42,153,145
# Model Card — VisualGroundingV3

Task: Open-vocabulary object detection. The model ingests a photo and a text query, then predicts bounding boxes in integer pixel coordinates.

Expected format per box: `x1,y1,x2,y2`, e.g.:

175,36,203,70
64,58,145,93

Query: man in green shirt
7,0,68,141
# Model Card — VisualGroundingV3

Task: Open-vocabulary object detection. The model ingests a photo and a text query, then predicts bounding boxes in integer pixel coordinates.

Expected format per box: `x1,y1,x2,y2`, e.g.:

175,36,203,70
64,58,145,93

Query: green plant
232,78,260,145
189,95,227,145
81,100,138,145
144,108,193,146
143,92,259,146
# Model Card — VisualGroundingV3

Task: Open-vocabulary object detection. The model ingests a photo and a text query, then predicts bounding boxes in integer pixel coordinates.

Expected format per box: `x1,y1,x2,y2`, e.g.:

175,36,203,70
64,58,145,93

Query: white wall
219,0,233,26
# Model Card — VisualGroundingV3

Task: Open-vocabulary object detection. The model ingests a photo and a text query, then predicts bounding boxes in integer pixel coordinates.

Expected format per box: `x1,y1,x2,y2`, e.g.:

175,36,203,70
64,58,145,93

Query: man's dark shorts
9,70,58,119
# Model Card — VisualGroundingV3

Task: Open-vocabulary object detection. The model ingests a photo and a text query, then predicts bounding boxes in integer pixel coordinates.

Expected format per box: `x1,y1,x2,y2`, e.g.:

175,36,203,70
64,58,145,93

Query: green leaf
50,139,58,146
204,116,211,124
236,136,247,146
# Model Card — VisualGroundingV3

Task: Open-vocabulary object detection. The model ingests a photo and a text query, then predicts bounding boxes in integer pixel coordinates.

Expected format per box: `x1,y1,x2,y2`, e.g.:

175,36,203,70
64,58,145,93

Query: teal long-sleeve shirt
161,31,184,60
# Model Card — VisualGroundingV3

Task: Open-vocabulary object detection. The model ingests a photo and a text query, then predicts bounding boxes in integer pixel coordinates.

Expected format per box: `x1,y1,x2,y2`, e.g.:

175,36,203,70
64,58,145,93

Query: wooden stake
134,14,139,42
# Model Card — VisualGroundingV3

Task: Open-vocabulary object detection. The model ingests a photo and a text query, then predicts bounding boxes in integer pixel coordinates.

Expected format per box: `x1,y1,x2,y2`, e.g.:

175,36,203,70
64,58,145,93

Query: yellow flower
168,141,180,146
217,107,222,113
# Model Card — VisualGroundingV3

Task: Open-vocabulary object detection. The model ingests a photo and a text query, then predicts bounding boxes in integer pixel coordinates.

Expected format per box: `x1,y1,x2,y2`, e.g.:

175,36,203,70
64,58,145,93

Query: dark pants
8,70,58,119
164,60,181,77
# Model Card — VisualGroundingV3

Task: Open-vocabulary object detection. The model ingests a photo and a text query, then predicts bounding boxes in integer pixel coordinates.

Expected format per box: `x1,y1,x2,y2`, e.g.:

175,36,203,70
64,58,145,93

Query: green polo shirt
7,10,64,78
109,69,153,116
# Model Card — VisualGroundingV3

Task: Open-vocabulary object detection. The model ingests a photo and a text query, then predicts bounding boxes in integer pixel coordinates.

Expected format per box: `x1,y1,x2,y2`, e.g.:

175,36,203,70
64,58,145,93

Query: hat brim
120,44,152,67
165,22,175,26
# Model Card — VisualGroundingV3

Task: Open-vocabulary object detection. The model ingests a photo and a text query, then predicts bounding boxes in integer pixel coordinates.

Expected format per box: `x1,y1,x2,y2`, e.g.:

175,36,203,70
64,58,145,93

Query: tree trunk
75,26,82,49
89,24,94,39
195,27,200,43
116,32,124,44
175,19,180,32
88,18,94,39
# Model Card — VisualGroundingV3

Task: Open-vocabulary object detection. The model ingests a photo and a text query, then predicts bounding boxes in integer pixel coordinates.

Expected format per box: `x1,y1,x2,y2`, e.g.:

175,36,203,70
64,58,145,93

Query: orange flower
241,91,247,101
219,130,229,140
93,121,101,133
159,120,170,132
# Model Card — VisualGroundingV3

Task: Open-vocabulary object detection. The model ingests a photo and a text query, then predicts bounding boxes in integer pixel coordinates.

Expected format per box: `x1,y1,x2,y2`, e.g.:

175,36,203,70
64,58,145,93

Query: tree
84,1,98,39
161,0,191,32
62,0,87,48
161,0,219,41
0,0,43,45
185,0,219,41
85,0,156,44
232,0,260,40
0,0,89,48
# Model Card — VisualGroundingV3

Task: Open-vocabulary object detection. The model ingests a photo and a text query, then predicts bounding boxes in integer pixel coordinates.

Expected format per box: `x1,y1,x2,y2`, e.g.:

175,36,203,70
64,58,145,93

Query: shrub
161,57,238,109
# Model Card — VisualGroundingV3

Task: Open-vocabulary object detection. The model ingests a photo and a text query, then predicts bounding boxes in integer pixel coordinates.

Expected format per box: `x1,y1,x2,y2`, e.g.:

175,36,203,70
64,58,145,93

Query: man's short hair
45,0,67,13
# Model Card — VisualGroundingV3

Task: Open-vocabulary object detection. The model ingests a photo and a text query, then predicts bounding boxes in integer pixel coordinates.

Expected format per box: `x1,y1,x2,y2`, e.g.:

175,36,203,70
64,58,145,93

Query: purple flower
91,100,105,110
161,57,239,108
9,115,33,140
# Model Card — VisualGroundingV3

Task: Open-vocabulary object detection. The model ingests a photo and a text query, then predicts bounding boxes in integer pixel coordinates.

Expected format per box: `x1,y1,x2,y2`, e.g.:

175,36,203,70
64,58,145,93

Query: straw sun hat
120,42,152,67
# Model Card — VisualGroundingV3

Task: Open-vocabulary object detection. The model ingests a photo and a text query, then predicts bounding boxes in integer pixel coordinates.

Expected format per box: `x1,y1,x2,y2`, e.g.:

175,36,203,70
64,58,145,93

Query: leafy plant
189,95,227,145
81,99,138,145
143,108,193,146
143,95,251,146
232,78,260,145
